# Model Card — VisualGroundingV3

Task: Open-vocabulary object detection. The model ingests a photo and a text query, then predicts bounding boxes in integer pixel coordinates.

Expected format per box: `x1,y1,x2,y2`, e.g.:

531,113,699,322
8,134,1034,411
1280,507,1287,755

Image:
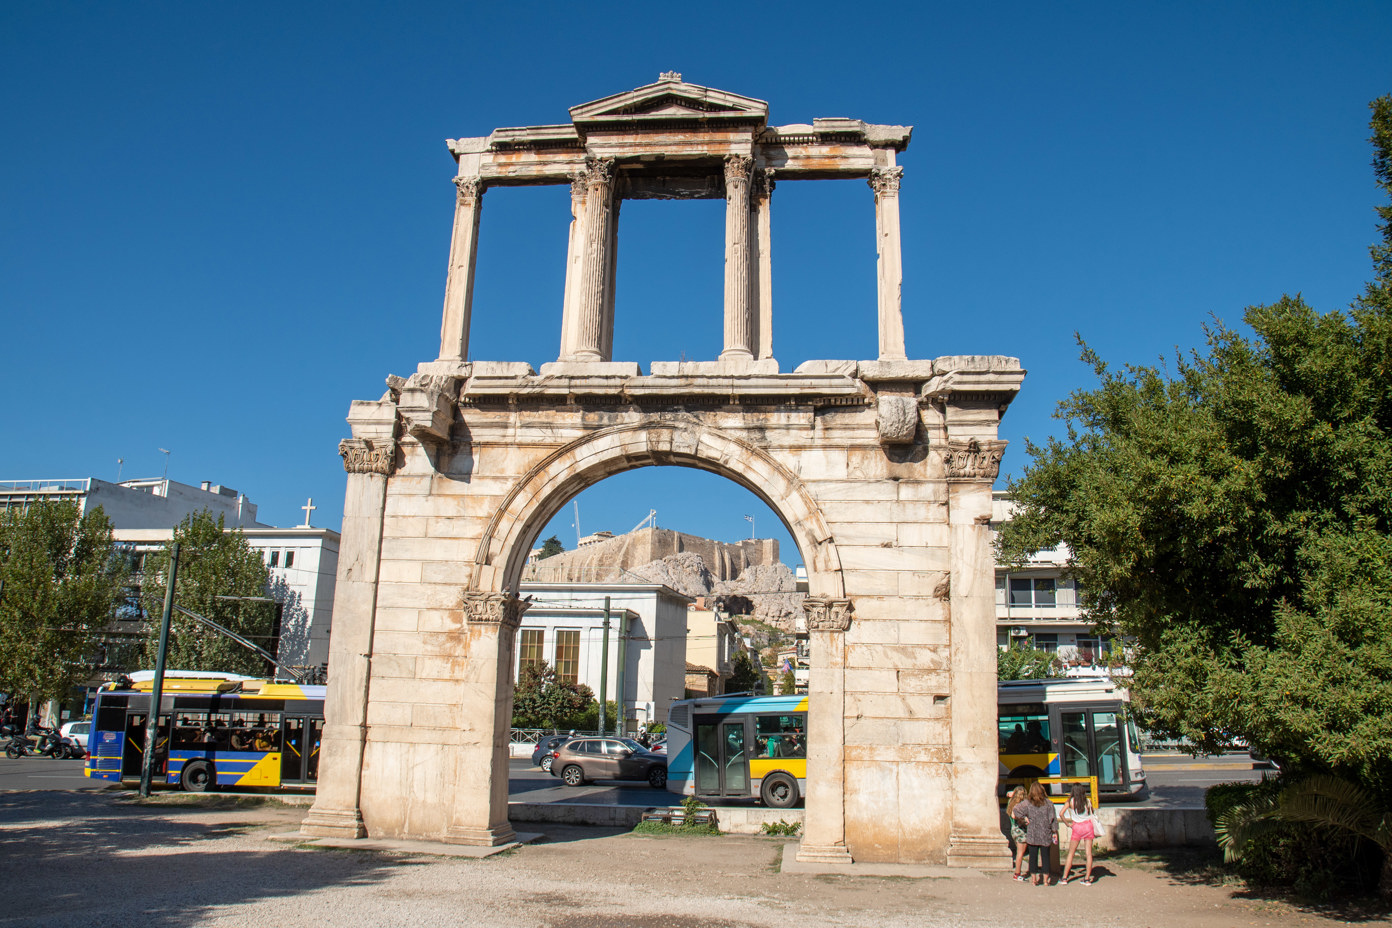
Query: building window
1031,633,1058,652
285,551,294,568
554,629,580,684
518,629,545,672
1074,636,1111,663
269,551,279,568
1009,577,1055,608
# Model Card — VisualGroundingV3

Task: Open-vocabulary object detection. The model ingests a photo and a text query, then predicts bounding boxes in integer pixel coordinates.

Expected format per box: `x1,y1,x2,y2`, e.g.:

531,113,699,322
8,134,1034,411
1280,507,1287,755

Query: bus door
123,711,169,779
1058,707,1126,793
693,716,749,799
279,716,305,784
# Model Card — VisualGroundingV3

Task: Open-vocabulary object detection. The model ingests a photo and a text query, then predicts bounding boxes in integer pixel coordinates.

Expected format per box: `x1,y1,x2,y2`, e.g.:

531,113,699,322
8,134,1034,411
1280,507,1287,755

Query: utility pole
140,541,179,798
614,611,630,737
597,596,610,735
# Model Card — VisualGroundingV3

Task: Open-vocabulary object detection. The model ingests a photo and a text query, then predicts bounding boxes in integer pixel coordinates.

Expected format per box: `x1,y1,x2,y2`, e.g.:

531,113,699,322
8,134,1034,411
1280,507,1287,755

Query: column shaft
797,598,854,863
438,177,484,362
753,169,774,360
870,167,907,361
569,158,614,362
301,442,393,839
558,177,587,359
721,155,755,361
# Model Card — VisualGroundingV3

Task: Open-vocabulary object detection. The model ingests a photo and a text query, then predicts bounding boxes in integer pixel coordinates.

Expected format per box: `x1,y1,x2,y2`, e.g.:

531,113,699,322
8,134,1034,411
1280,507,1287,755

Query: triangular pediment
570,75,768,127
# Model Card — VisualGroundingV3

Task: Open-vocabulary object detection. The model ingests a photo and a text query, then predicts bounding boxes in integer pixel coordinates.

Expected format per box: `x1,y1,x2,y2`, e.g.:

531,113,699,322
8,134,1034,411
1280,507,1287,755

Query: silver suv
549,737,667,789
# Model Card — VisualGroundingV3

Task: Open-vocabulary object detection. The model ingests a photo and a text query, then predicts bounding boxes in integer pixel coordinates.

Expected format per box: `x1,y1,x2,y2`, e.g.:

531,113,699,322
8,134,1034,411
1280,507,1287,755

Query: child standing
1060,783,1100,884
1005,786,1029,881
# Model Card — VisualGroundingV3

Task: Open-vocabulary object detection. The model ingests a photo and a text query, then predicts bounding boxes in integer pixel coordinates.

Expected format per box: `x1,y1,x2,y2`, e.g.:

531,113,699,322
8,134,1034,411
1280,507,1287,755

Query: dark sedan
530,734,573,773
548,736,667,788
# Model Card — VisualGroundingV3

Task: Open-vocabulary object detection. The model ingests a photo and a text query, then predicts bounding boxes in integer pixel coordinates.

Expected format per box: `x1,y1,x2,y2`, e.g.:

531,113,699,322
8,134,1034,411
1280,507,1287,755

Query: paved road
1130,751,1271,808
0,754,101,791
508,757,671,806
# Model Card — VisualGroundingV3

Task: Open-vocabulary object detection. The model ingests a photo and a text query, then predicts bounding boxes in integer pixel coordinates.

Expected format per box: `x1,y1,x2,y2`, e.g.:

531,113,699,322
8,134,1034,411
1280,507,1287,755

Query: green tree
727,651,764,694
537,535,565,559
0,500,130,703
139,511,275,676
996,643,1064,681
999,97,1392,781
511,661,596,729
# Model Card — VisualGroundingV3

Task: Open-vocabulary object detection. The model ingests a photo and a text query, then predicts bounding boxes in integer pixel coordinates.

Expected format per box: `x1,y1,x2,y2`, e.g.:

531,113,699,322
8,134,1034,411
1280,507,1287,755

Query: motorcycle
5,727,82,760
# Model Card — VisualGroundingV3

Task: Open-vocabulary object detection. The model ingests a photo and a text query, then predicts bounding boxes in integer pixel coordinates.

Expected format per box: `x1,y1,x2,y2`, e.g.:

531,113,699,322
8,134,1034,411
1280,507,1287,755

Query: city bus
664,694,806,809
84,675,325,792
997,676,1146,800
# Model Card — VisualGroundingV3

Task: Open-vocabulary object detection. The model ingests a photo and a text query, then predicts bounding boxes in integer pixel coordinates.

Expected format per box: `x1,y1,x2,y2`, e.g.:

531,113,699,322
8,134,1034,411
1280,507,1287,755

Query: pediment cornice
570,73,768,131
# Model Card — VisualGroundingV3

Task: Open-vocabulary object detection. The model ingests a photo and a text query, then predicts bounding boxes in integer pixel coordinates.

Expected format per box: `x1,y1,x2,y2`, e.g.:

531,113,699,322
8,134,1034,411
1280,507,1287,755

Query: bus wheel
181,760,214,793
561,765,586,787
761,772,799,809
648,766,668,789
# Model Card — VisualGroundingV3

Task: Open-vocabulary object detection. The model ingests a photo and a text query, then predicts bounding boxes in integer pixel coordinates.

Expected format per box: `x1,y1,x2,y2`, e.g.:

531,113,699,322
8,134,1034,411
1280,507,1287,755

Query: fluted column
721,155,755,361
869,167,907,361
561,158,615,362
797,597,855,864
438,176,485,362
752,168,774,360
558,175,587,359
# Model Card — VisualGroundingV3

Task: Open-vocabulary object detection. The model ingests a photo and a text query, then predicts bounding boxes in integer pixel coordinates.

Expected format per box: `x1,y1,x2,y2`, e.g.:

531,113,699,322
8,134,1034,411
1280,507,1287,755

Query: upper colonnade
437,73,913,371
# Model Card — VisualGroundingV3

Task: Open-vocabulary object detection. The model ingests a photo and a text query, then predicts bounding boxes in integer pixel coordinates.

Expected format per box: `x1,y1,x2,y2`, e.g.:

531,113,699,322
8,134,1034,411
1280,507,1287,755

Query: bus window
999,710,1050,755
754,715,805,759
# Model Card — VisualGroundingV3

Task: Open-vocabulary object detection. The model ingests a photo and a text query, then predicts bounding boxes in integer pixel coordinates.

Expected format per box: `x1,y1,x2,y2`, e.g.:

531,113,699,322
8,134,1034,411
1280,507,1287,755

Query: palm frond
1275,774,1388,850
1215,791,1282,862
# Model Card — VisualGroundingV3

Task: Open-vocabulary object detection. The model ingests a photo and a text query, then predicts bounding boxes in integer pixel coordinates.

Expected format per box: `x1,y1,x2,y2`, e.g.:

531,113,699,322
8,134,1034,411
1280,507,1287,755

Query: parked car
59,720,90,751
548,736,667,788
531,734,574,773
649,739,667,754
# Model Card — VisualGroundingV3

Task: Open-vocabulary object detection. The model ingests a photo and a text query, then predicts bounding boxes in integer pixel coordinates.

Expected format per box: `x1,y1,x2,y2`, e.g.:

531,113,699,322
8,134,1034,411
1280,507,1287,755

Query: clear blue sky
3,2,1389,569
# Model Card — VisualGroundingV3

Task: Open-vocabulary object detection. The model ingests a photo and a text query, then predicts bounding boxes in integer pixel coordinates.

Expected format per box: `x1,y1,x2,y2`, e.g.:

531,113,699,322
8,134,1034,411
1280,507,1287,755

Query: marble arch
301,75,1025,867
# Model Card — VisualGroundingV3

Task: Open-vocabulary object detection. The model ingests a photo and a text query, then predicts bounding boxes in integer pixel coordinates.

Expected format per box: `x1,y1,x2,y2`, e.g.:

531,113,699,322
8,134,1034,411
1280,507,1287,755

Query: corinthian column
944,437,1013,869
560,158,615,362
721,155,755,362
445,592,531,846
438,176,485,362
301,434,397,839
869,167,907,361
797,597,855,864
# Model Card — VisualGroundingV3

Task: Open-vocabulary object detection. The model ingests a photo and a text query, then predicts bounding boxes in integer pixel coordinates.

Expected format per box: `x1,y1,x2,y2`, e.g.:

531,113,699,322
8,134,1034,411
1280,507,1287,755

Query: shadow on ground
1104,846,1391,923
0,792,409,928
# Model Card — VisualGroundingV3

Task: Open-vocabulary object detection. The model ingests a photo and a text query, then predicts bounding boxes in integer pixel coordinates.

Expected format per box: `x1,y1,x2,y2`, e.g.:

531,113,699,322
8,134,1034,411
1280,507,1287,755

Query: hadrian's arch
301,74,1025,867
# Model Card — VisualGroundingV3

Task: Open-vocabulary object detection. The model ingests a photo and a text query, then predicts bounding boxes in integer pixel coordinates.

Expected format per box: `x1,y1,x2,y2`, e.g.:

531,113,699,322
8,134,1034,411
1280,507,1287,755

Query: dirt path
0,792,1380,928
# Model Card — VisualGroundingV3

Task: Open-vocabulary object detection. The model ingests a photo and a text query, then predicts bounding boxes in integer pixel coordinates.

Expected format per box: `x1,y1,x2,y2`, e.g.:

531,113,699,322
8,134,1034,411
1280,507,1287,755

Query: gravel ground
0,791,1376,928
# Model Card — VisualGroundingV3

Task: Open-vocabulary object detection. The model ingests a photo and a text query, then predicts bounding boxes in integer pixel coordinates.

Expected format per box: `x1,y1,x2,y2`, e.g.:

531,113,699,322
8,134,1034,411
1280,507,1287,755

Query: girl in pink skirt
1060,783,1100,884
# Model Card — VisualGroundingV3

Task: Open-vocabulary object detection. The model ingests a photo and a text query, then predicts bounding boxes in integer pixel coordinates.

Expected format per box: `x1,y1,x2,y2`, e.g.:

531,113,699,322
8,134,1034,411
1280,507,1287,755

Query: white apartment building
991,491,1115,665
515,581,690,731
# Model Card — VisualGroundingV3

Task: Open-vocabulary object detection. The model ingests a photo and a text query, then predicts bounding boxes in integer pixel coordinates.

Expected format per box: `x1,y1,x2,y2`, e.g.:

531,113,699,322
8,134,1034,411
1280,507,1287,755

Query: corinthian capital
752,168,776,201
803,597,853,633
338,438,396,476
943,438,1007,481
462,592,531,630
453,175,483,207
724,154,754,185
582,157,615,187
867,166,903,197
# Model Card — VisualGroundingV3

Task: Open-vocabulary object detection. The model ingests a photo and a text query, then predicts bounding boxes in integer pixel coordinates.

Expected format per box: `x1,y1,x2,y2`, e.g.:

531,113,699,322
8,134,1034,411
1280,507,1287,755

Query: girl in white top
1060,783,1101,884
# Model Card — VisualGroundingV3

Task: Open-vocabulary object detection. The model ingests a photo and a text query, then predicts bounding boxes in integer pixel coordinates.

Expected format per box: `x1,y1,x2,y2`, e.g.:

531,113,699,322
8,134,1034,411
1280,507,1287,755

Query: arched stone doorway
301,75,1025,867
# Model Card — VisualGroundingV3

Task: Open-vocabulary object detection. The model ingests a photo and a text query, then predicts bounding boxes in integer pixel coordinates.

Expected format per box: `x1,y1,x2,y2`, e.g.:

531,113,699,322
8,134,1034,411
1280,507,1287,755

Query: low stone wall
1095,806,1214,850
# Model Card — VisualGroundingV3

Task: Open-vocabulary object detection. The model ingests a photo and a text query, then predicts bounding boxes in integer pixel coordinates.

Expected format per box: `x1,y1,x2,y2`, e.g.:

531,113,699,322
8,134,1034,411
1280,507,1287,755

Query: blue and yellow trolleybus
664,694,807,809
85,674,325,792
997,677,1147,800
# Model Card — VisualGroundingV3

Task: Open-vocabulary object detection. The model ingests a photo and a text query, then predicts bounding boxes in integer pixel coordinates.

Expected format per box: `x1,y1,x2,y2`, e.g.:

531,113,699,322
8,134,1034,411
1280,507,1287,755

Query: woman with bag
1005,786,1029,881
1060,783,1101,885
1011,781,1058,886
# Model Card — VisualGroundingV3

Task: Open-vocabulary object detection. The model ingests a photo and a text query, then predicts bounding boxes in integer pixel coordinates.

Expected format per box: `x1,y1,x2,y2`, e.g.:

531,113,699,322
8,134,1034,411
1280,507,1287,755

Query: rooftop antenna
159,448,171,481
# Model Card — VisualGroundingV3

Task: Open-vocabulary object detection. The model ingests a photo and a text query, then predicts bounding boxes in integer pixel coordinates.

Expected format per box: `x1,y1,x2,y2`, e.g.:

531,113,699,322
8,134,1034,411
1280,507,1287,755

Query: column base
300,807,367,839
444,822,517,847
946,833,1013,870
796,842,855,864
